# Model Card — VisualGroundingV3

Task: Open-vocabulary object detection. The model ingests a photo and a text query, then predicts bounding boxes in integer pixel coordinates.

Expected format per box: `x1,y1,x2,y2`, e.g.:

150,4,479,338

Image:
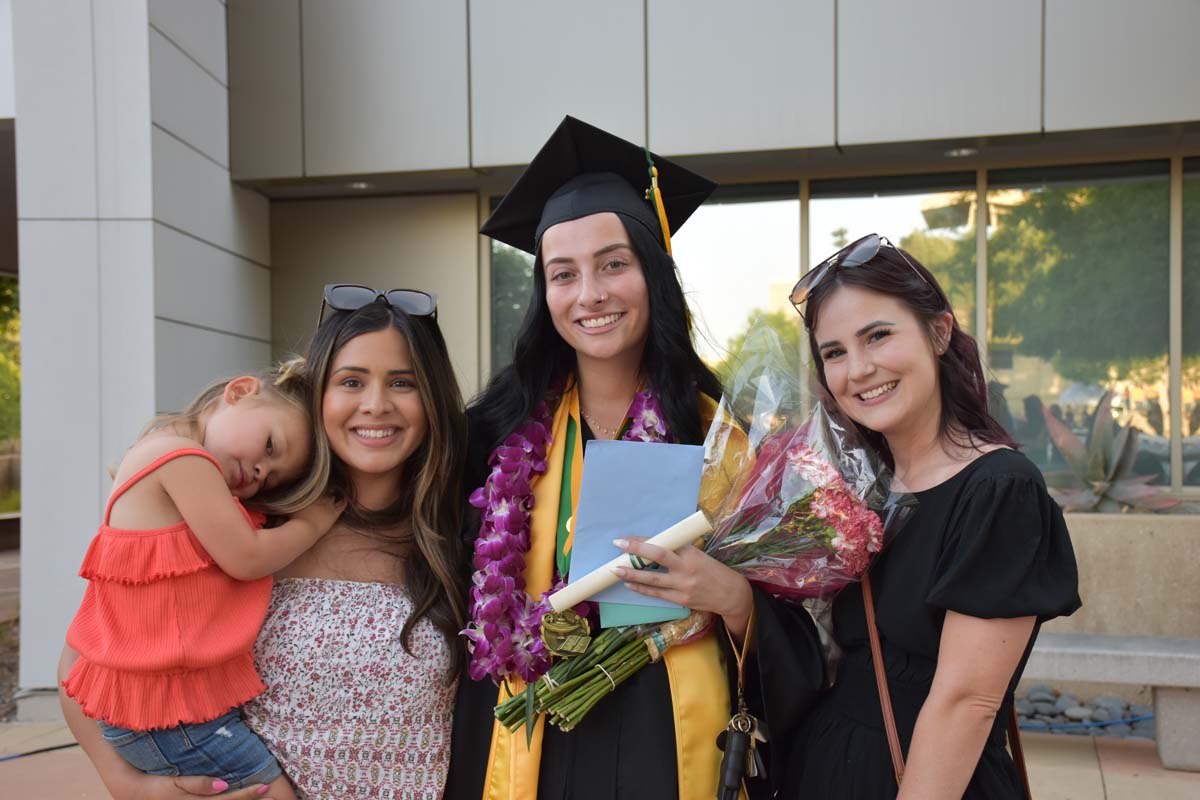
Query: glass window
808,173,978,333
1184,158,1200,485
987,162,1171,483
671,185,801,379
489,238,535,374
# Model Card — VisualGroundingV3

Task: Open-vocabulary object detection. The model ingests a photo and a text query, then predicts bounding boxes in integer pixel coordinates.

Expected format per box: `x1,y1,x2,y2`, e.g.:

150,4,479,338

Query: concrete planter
1046,513,1200,639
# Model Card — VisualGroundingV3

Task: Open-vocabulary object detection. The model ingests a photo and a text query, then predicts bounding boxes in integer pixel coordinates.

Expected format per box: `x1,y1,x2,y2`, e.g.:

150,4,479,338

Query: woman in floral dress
60,293,469,800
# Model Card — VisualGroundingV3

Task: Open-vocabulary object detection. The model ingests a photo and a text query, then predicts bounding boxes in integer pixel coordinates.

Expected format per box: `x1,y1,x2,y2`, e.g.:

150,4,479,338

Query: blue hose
1018,713,1154,731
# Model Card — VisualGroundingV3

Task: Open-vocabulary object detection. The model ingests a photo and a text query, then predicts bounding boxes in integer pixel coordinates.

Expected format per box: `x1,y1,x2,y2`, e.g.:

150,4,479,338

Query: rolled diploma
547,509,712,613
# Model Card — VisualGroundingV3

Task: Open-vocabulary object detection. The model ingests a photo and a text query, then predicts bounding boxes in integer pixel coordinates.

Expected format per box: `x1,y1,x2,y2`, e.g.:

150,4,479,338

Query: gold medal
540,609,591,658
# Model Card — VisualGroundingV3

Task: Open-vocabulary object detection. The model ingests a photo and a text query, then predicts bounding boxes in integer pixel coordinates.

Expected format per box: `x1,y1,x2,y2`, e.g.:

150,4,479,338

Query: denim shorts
99,709,282,789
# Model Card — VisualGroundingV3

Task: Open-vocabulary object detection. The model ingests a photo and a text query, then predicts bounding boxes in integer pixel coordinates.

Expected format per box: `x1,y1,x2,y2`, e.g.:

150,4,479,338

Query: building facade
11,0,1200,695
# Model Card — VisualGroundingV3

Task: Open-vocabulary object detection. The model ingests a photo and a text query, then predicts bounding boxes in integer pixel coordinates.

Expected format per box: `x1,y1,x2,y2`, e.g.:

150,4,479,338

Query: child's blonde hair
141,356,331,515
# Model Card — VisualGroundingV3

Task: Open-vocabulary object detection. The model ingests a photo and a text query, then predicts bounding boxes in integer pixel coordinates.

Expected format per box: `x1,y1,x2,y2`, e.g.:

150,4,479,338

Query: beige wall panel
11,1,97,218
150,28,228,167
302,0,469,175
99,221,157,471
271,193,480,398
155,319,273,413
1045,0,1200,132
149,0,228,84
228,0,303,180
469,0,644,167
92,0,154,218
151,127,270,264
154,223,271,342
18,220,104,686
648,0,834,154
837,0,1041,146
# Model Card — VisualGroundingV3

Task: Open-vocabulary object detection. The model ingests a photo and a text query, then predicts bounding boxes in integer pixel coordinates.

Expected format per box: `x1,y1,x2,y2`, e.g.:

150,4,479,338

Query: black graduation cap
480,116,717,256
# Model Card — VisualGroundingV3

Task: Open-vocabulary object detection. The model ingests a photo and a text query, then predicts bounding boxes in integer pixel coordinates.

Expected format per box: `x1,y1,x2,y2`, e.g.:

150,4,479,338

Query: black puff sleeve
926,461,1082,621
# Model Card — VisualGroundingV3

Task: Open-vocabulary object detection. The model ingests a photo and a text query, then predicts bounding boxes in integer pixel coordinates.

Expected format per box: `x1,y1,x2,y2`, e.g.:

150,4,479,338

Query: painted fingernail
613,538,629,549
257,786,271,795
212,780,229,791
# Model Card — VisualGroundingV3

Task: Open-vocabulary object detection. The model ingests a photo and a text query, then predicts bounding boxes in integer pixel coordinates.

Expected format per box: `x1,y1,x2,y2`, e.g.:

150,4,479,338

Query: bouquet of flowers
496,329,915,735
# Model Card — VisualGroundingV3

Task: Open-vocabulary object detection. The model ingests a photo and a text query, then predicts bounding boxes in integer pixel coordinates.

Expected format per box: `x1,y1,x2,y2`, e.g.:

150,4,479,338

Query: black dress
444,409,827,800
781,449,1081,799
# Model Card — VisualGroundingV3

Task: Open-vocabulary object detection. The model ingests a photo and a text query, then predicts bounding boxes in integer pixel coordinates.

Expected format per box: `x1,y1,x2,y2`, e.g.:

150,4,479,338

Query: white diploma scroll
547,510,712,613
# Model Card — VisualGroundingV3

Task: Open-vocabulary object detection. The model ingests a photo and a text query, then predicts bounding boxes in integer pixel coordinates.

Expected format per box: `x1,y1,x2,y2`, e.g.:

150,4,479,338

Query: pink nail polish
257,785,271,795
212,779,229,791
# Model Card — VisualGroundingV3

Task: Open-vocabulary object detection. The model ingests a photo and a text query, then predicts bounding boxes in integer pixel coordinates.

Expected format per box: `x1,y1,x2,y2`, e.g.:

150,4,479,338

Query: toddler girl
62,358,342,798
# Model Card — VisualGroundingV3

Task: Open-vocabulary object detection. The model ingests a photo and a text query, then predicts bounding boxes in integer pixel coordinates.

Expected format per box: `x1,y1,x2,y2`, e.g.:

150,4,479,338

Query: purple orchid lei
463,387,673,685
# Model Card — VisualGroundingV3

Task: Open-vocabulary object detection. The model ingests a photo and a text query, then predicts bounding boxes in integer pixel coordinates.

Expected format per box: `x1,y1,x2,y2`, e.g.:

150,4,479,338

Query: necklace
580,409,619,438
463,386,674,685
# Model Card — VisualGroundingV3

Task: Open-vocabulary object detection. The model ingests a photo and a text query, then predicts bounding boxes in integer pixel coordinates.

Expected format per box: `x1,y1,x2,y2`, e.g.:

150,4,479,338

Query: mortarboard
480,116,717,256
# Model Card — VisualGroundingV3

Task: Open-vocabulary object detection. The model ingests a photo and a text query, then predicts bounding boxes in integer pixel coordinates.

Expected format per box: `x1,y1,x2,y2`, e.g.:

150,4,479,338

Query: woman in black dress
782,234,1081,799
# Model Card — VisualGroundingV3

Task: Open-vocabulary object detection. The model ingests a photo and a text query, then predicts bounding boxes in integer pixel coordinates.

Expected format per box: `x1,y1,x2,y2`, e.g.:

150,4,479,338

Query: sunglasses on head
789,233,930,319
317,284,438,326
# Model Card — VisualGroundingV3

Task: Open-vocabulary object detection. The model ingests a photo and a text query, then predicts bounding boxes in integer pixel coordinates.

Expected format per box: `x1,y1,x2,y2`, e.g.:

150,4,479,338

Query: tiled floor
1,724,1197,798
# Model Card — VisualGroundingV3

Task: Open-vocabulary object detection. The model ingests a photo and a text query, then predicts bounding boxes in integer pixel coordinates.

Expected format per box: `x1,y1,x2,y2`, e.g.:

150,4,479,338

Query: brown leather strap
1008,706,1033,798
862,572,905,788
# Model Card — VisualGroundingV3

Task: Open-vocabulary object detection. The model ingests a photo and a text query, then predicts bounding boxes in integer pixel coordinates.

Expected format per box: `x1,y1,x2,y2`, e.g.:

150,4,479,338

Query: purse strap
1008,705,1033,798
863,573,1034,798
861,572,905,788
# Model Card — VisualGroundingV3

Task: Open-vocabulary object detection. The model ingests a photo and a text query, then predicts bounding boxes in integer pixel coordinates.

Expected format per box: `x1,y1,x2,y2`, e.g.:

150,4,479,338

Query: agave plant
1041,391,1179,513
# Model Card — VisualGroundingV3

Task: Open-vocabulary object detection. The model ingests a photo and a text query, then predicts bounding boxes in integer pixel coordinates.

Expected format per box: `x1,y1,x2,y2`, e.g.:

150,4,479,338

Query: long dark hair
473,217,722,449
803,245,1016,465
306,302,468,667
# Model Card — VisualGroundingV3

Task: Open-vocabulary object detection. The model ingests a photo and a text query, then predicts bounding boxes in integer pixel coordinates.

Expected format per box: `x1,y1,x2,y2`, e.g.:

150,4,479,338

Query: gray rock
1054,694,1080,712
1129,703,1153,718
1015,699,1035,716
1132,719,1155,735
1090,707,1113,722
1032,702,1057,715
1092,694,1128,712
1065,706,1093,721
1025,683,1056,698
1065,725,1090,736
1027,690,1058,704
1103,723,1133,737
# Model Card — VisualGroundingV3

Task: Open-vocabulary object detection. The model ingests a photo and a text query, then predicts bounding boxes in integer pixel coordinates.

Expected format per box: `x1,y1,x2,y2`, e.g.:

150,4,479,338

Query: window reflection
808,175,977,333
670,190,801,380
1183,159,1200,485
987,163,1171,484
490,241,535,373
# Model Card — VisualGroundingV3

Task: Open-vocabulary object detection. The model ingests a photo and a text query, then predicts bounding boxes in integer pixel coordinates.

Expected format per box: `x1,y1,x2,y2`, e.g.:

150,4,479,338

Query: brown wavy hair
305,301,467,667
802,245,1016,466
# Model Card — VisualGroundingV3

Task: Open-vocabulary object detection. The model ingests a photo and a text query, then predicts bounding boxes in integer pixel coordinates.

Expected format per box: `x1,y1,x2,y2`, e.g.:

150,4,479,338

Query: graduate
444,116,826,800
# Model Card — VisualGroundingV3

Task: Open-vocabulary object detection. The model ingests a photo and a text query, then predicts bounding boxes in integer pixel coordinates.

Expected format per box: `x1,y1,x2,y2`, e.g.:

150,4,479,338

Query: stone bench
1024,633,1200,771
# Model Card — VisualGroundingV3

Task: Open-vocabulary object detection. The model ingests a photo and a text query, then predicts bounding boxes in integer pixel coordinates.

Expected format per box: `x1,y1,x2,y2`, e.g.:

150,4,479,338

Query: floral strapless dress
244,578,456,800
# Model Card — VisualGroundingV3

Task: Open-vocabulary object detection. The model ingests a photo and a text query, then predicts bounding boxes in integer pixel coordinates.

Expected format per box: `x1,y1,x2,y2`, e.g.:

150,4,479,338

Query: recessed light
346,181,373,190
944,147,978,158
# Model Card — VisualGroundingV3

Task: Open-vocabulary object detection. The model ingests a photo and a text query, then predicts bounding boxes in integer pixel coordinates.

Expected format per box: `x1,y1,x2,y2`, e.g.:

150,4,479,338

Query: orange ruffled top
63,448,273,731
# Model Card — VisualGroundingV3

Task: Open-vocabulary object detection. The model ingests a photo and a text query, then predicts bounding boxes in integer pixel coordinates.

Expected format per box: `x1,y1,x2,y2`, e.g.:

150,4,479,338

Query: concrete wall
149,0,271,413
270,194,481,400
14,0,271,689
230,0,1200,177
1044,514,1200,639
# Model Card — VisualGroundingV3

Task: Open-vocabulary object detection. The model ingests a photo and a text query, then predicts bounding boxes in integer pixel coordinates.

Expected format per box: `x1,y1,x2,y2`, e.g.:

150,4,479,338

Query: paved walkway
1,722,1198,798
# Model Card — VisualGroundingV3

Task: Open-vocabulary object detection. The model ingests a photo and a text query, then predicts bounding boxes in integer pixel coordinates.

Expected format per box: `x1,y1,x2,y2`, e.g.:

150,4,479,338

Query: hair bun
273,355,308,386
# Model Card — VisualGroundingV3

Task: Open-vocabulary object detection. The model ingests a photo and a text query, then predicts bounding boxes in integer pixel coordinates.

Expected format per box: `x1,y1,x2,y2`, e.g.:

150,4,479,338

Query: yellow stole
481,382,733,800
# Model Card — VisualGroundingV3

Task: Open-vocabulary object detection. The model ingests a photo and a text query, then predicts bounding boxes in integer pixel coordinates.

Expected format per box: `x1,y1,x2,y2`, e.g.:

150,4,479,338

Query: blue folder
568,439,704,628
